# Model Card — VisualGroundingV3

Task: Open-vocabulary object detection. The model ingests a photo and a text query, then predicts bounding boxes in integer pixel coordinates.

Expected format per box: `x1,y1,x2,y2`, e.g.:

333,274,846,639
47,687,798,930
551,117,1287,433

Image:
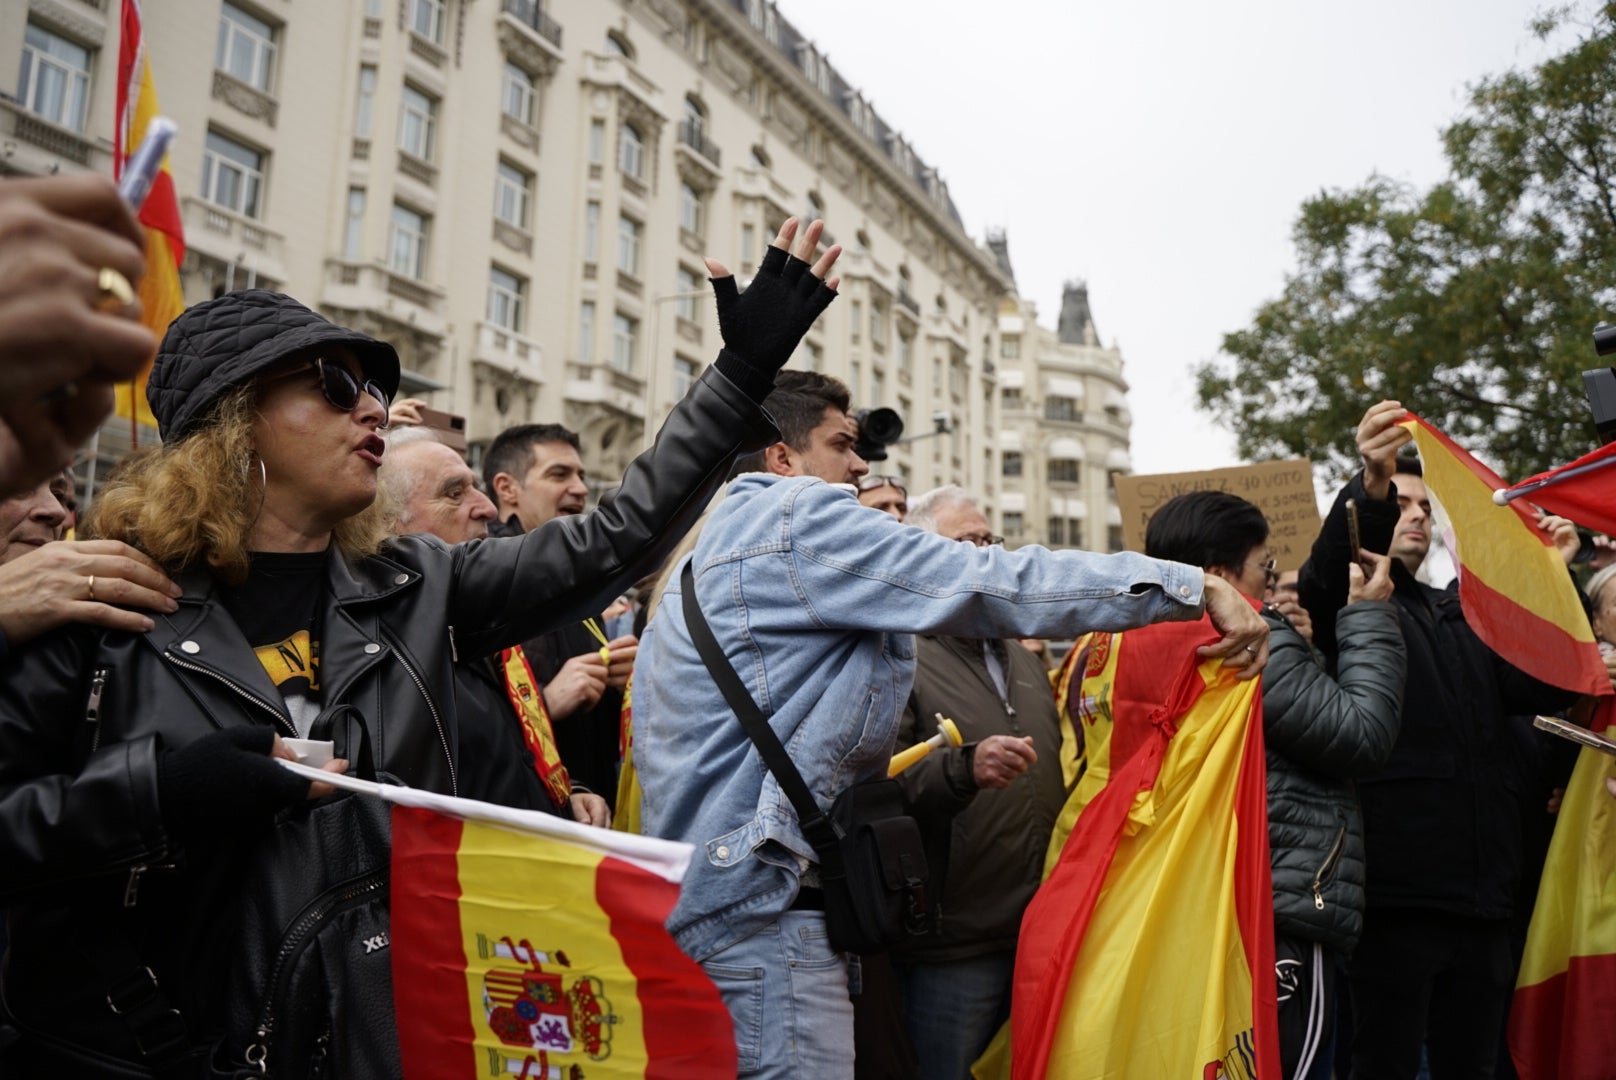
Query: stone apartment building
1,0,1130,547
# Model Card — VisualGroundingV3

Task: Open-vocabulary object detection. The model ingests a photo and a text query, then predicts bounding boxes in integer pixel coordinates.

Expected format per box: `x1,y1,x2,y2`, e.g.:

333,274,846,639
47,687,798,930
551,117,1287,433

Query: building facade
993,260,1132,552
1,0,1128,543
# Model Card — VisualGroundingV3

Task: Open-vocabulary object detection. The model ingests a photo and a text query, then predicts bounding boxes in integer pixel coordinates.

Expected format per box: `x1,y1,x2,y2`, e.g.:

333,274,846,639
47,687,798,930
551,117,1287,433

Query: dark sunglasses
312,357,391,426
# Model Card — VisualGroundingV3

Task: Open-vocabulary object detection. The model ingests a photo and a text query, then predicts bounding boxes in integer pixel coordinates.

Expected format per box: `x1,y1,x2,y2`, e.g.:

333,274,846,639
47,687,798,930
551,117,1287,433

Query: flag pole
1493,453,1616,506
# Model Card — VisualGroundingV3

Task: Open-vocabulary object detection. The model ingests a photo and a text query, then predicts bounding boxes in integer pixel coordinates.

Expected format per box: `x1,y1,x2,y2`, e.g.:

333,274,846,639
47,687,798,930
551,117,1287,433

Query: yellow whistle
888,715,964,777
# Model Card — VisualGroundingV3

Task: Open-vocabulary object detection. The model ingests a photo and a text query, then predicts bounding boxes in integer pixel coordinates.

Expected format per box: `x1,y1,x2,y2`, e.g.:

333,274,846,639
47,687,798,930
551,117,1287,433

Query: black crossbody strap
680,563,845,868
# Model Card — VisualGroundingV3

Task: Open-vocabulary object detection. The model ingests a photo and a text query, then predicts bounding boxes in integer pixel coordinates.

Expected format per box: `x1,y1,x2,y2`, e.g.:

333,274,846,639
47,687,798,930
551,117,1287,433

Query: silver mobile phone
1533,714,1616,756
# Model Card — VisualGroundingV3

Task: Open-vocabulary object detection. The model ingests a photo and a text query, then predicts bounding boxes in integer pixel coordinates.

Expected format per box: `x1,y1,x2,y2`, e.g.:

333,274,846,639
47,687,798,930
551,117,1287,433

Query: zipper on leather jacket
1311,821,1348,911
378,627,455,798
381,629,457,796
163,651,297,737
245,871,386,1075
85,667,108,750
123,859,176,908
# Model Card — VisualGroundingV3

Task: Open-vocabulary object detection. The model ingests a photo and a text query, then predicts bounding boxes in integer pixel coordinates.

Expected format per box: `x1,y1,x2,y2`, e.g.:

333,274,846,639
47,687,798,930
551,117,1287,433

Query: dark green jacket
892,635,1064,963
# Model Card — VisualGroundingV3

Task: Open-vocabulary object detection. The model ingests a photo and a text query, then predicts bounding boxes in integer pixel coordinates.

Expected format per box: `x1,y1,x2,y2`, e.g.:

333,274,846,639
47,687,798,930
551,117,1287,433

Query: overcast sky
777,0,1563,475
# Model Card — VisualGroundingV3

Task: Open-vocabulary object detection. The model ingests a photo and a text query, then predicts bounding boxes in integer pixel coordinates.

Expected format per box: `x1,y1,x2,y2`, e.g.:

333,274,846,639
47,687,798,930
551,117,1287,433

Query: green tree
1197,4,1616,482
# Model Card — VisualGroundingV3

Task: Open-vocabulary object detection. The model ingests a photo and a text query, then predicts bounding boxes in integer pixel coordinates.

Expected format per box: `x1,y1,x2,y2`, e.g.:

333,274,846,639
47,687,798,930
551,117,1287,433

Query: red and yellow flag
1006,616,1279,1080
613,672,644,835
281,772,740,1079
1506,706,1616,1080
115,0,185,434
1398,415,1608,696
1497,440,1616,540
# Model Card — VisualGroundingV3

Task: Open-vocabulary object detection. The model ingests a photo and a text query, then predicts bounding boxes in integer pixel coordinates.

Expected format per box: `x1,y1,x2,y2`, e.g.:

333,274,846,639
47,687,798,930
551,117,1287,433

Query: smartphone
1346,498,1364,565
119,117,177,211
1533,715,1616,756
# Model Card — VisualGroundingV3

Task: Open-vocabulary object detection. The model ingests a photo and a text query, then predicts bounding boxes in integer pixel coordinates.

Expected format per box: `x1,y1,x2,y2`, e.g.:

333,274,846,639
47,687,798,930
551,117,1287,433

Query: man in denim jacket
635,373,1269,1079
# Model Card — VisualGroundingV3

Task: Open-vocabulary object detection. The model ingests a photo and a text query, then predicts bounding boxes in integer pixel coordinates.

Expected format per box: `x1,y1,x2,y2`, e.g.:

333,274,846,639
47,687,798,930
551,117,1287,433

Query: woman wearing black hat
0,220,841,1075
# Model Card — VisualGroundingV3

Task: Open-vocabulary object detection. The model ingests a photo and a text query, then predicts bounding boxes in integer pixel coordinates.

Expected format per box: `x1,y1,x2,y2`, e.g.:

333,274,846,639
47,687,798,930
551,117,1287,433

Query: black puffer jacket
1262,600,1404,953
0,366,775,1072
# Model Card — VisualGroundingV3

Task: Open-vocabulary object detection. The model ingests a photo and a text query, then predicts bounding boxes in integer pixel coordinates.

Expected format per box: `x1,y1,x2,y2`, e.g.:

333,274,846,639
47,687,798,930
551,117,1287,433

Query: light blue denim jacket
636,474,1206,960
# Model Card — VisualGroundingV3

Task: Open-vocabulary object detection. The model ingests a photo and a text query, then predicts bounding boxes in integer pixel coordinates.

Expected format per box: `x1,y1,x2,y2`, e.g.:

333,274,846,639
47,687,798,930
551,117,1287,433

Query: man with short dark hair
726,369,868,484
485,422,635,801
1300,400,1579,1080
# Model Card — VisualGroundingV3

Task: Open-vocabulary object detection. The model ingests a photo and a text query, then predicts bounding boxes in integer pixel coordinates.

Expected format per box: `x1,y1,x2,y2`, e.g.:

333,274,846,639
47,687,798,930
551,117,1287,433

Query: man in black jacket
483,422,635,805
1300,400,1581,1080
377,426,610,825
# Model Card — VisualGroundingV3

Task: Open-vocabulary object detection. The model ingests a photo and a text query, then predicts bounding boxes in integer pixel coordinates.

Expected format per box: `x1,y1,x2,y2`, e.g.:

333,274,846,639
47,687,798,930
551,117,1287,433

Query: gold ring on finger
97,267,135,312
87,574,96,602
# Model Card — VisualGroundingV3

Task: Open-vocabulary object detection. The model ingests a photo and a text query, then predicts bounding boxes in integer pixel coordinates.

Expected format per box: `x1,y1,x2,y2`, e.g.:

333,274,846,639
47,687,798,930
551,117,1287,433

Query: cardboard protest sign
1113,460,1321,572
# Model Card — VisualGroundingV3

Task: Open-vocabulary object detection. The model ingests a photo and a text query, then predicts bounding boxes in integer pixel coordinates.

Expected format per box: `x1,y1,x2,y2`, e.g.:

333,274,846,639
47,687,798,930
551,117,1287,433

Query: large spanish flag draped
284,763,735,1078
1506,708,1616,1080
1006,616,1280,1080
114,0,185,434
1397,416,1608,696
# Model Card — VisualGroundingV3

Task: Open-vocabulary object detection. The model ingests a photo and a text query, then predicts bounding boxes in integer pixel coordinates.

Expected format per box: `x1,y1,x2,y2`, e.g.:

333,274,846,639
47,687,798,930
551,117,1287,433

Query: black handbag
680,563,929,954
211,778,399,1079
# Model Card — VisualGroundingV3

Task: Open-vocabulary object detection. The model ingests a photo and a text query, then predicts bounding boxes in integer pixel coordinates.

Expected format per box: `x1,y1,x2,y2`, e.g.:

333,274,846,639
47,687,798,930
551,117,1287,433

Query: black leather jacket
0,367,774,1072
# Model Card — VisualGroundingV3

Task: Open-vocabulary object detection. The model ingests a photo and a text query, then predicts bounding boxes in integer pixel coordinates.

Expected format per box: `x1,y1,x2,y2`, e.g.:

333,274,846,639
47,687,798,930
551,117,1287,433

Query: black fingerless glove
710,244,838,402
157,726,311,844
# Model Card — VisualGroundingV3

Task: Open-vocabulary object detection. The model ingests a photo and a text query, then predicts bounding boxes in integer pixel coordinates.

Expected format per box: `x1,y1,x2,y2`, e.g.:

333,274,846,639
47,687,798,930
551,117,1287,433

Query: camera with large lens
854,408,904,462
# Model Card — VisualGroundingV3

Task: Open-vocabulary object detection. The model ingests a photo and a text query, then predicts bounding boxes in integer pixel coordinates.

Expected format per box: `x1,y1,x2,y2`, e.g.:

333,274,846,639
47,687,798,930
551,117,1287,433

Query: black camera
854,408,904,463
1585,323,1616,444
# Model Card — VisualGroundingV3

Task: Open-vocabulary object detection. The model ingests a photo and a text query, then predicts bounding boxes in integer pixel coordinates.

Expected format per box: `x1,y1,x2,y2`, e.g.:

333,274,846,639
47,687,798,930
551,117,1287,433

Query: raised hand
1348,550,1395,604
1535,513,1581,567
703,218,841,394
0,175,155,497
1356,400,1413,501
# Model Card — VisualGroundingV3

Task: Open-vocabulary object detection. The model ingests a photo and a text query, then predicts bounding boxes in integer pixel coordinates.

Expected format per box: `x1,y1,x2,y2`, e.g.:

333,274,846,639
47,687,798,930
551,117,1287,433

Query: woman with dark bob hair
0,220,841,1075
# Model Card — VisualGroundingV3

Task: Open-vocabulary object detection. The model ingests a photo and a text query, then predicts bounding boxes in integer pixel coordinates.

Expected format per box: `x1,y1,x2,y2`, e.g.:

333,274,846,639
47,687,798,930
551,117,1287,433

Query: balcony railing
501,0,562,48
678,119,721,167
896,288,921,317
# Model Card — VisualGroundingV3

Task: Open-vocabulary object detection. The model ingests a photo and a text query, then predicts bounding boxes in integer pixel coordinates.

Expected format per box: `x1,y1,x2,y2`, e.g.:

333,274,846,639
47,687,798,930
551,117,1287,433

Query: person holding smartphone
1298,400,1583,1080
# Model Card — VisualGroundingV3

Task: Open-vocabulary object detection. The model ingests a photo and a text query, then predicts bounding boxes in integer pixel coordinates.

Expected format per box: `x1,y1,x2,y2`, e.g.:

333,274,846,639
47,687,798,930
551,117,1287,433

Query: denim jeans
893,950,1016,1080
700,912,855,1079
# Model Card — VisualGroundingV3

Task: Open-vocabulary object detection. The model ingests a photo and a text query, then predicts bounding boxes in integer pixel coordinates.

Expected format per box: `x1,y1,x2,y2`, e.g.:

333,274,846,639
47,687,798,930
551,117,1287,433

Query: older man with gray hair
376,425,610,825
888,484,1068,1080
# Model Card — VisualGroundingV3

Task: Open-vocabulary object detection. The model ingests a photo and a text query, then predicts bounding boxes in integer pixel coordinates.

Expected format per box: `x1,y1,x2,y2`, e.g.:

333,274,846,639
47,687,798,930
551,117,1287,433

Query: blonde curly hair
87,384,389,584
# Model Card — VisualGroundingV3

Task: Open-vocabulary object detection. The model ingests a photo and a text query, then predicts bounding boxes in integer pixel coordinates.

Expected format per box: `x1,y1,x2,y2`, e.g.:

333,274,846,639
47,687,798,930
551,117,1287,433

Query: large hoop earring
245,451,268,524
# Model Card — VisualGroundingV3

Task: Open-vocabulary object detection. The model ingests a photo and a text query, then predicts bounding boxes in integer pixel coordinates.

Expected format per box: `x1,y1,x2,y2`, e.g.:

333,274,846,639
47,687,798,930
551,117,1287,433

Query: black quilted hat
147,289,401,443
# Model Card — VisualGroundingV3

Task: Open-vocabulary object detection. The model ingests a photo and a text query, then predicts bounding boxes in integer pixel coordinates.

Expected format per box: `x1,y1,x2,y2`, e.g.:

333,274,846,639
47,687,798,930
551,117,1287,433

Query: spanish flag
284,764,735,1078
1397,415,1608,696
1007,616,1280,1080
1506,710,1616,1080
613,672,644,835
114,0,185,435
1495,439,1616,540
